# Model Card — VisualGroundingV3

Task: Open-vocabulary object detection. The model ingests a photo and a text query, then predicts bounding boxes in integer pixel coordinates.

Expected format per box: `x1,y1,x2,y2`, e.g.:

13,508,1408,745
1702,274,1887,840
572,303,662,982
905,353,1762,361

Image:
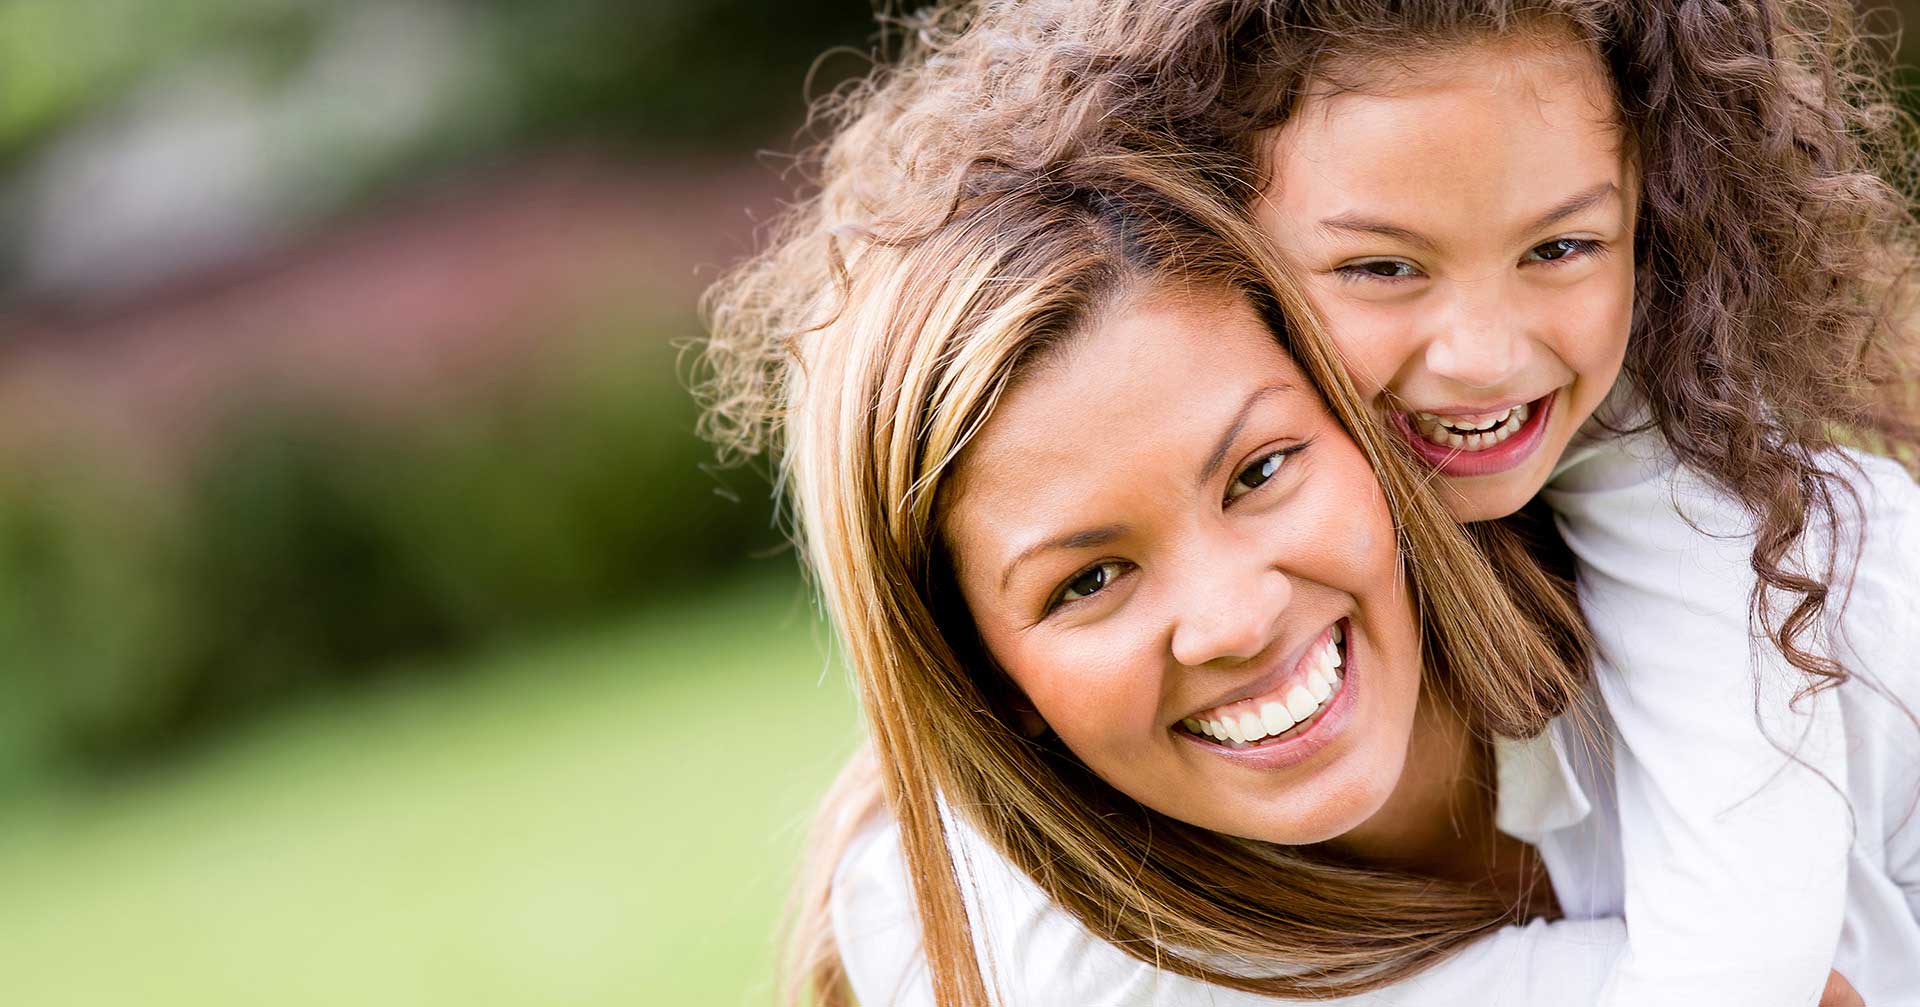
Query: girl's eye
1335,259,1421,283
1225,447,1301,502
1051,561,1128,610
1524,238,1600,264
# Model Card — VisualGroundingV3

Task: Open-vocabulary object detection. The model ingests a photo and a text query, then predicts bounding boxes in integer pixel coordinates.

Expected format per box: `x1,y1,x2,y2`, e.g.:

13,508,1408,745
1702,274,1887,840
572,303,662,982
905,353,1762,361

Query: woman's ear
1011,702,1048,738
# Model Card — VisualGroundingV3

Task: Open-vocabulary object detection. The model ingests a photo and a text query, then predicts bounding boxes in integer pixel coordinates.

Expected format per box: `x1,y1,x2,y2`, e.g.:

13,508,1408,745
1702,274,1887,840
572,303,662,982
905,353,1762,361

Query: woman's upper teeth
1182,625,1345,746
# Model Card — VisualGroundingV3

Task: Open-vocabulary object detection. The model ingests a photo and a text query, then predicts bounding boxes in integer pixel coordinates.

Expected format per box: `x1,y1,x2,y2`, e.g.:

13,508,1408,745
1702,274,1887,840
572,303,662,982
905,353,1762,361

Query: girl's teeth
1414,402,1529,451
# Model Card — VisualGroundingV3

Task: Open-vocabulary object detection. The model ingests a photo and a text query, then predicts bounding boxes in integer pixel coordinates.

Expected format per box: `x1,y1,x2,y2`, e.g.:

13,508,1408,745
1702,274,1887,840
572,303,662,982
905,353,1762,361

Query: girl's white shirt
830,419,1920,1006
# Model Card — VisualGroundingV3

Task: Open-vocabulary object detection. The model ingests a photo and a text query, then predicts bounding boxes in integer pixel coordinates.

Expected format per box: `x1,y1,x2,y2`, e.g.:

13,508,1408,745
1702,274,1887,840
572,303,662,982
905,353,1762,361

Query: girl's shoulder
1823,449,1920,629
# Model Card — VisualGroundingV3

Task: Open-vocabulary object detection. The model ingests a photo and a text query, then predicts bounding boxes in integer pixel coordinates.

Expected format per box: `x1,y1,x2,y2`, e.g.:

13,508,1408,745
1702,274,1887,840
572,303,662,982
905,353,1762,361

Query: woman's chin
1198,772,1403,847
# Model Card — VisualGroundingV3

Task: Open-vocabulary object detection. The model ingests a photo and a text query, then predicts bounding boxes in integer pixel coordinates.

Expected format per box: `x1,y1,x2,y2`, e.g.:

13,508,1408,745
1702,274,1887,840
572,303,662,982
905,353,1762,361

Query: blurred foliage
0,0,877,170
480,0,883,147
0,0,310,168
0,327,784,774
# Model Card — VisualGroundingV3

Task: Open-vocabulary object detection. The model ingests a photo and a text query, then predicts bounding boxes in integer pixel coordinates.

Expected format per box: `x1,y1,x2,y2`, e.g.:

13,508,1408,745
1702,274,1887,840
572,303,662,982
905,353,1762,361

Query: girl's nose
1167,559,1293,668
1422,284,1529,390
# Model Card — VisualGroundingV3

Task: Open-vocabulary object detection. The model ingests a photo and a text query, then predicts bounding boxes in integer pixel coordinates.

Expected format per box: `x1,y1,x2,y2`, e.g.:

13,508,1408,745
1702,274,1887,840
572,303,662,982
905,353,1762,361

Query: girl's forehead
1296,24,1619,127
1264,28,1634,223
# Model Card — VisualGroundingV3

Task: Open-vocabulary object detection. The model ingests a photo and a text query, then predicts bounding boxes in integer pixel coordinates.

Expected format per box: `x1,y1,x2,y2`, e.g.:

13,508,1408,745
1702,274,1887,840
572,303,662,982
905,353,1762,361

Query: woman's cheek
1010,626,1163,744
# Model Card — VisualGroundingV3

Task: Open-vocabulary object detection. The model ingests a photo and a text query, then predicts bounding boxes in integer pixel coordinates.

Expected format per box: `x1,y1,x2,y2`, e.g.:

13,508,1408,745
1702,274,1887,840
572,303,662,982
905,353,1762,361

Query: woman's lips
1392,390,1556,478
1174,621,1359,772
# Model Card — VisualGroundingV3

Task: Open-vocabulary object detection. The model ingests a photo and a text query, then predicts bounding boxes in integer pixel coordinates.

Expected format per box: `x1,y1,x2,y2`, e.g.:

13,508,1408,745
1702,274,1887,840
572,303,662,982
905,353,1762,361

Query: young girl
702,1,1920,1003
696,151,1920,1005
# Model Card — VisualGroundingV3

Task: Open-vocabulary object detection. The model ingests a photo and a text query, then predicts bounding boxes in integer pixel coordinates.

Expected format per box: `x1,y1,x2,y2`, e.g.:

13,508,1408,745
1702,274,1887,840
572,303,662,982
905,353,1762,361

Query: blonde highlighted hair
701,142,1591,1004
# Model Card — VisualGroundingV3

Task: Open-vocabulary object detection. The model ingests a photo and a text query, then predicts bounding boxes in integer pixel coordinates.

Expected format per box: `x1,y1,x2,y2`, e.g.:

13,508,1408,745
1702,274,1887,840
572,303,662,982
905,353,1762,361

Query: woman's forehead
940,288,1322,552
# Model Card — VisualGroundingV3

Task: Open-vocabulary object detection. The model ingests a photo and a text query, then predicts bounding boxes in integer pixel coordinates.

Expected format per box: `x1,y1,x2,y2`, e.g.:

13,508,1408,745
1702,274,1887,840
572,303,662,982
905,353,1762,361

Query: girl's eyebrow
1516,181,1618,236
1317,215,1436,252
1316,180,1619,249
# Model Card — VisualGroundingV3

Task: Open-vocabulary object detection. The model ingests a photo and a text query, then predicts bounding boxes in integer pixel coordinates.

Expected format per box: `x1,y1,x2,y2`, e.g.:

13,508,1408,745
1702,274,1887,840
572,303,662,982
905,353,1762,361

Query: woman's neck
1324,689,1553,909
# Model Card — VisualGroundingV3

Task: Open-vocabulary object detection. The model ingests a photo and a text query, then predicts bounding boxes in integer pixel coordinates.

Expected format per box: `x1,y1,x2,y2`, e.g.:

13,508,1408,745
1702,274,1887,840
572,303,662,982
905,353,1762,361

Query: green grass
0,572,860,1007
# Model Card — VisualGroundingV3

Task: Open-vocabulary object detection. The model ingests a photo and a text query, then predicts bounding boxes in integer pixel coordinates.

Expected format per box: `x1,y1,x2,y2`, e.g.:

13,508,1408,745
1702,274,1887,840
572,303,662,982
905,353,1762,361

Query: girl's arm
1542,434,1850,1007
830,818,1628,1007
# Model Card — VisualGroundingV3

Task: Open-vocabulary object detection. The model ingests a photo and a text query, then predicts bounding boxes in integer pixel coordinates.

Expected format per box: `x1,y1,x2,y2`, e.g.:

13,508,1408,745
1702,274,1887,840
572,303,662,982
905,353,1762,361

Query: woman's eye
1524,238,1600,263
1336,259,1420,282
1226,448,1293,501
1053,561,1126,609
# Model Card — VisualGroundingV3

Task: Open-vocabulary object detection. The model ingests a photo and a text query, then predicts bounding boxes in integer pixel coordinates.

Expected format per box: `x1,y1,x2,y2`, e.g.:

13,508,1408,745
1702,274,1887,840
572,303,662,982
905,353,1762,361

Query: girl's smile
1256,29,1637,520
1391,389,1556,478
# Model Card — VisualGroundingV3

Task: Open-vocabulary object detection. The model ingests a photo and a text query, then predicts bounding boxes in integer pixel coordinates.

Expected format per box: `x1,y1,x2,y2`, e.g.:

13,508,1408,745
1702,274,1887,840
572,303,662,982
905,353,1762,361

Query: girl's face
942,287,1426,846
1255,31,1637,521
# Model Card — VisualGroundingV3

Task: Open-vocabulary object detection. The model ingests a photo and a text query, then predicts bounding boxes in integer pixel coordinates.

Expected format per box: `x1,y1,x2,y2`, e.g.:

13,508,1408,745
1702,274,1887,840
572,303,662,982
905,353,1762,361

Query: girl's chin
1435,467,1553,522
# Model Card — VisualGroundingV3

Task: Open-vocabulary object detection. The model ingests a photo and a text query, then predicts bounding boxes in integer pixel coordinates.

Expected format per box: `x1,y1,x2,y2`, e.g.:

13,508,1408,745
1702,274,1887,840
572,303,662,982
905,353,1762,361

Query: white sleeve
1543,438,1848,1007
831,818,1629,1007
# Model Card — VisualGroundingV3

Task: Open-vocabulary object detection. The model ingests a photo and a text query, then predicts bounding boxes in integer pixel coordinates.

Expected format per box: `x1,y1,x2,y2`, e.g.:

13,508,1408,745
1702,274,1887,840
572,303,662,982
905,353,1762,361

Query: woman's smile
1175,618,1361,772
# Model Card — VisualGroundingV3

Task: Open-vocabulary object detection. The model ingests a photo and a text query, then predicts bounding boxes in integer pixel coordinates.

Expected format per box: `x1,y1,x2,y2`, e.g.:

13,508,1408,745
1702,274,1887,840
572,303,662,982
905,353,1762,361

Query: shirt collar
1492,717,1595,843
1547,381,1657,484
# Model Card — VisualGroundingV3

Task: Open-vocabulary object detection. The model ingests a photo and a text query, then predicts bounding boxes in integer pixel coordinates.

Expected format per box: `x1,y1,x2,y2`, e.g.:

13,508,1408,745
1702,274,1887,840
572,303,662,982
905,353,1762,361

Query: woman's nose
1422,282,1530,390
1167,558,1293,668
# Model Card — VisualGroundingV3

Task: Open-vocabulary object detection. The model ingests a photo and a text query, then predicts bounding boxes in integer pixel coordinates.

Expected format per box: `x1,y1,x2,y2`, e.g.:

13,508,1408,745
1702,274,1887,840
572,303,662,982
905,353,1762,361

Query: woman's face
1255,31,1637,521
942,287,1425,846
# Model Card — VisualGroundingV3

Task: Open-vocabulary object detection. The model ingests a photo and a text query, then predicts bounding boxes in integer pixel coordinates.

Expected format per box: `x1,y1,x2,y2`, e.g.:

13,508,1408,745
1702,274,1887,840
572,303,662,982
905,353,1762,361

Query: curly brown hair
704,0,1920,697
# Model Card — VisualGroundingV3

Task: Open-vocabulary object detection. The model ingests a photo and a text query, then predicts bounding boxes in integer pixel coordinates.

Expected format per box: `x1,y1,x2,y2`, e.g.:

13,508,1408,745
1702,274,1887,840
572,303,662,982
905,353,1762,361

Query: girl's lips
1173,628,1359,772
1392,390,1556,477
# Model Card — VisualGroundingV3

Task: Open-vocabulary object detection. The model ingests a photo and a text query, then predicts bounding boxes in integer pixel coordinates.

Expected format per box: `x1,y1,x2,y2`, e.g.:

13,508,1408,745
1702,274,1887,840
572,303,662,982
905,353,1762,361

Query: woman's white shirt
829,436,1920,1005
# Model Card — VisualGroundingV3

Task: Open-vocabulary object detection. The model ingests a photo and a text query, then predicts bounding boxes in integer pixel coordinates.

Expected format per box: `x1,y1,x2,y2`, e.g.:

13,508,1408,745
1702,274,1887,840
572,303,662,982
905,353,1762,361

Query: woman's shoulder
829,811,1180,1006
829,817,934,1006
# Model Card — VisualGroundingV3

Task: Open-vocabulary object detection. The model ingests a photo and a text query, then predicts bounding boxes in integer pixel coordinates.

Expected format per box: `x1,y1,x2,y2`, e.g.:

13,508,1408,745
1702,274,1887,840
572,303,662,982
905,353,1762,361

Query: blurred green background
0,1,878,1004
1,3,1917,1005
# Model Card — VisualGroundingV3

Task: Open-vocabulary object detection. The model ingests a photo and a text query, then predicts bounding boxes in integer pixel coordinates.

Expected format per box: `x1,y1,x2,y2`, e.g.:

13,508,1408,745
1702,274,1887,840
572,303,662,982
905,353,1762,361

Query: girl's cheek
1303,290,1403,400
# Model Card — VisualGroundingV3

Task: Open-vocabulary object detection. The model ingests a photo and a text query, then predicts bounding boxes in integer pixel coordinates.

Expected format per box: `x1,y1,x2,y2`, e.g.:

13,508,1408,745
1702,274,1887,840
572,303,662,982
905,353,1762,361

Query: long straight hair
704,149,1592,1004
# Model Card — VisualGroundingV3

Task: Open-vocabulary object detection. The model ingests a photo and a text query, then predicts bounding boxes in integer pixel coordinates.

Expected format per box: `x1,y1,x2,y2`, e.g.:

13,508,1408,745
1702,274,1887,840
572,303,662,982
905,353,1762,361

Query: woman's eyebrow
1197,383,1293,487
999,525,1126,591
